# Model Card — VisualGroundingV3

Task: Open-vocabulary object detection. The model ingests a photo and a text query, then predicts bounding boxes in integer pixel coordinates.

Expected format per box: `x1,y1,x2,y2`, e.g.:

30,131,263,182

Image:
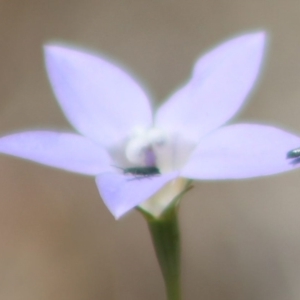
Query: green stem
147,209,181,300
137,181,193,300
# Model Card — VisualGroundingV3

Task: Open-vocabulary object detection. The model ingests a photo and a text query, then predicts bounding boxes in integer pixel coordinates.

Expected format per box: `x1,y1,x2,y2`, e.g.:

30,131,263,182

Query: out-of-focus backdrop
1,1,300,299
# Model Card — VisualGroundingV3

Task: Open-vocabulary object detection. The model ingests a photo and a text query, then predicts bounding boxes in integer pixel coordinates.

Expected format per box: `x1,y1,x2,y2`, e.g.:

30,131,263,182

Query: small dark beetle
123,166,160,176
287,147,300,159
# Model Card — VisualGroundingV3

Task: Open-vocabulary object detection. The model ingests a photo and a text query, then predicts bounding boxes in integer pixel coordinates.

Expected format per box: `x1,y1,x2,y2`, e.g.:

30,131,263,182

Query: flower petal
181,124,300,179
96,171,179,218
156,32,266,142
45,45,152,147
0,131,113,175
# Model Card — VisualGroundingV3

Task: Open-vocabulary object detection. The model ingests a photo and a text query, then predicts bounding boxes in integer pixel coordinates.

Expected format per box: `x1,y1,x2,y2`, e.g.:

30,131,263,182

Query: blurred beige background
0,0,300,299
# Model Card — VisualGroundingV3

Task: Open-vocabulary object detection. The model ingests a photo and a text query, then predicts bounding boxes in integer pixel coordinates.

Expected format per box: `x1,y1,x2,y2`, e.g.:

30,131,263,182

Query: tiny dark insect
123,166,161,176
287,147,300,159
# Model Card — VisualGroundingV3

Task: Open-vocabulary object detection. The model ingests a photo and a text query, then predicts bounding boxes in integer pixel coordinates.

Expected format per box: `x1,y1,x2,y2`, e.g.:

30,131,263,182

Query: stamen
125,137,149,165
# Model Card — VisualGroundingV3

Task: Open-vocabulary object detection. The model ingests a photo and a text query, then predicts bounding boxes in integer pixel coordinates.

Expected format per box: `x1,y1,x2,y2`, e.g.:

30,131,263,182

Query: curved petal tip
96,171,179,219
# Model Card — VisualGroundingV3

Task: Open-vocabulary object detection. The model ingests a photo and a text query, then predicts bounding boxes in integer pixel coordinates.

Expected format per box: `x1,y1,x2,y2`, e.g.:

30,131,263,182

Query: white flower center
125,127,167,166
125,127,196,173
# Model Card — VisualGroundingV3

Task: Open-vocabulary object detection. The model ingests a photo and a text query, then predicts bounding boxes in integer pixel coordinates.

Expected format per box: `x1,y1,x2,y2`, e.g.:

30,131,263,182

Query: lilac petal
181,124,300,179
96,171,179,219
0,131,113,175
45,45,152,147
156,32,266,142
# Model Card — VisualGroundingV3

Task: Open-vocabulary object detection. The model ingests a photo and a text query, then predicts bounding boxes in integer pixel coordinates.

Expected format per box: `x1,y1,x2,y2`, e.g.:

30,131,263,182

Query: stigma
125,127,167,166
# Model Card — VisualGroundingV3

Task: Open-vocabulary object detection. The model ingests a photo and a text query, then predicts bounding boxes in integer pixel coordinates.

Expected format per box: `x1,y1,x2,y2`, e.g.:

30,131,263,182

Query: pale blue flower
0,32,299,218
